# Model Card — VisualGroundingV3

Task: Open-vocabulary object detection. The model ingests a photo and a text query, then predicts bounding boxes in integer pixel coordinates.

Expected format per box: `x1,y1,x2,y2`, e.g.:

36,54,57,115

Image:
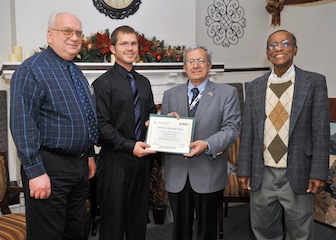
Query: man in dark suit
92,26,157,240
237,30,330,239
161,45,241,240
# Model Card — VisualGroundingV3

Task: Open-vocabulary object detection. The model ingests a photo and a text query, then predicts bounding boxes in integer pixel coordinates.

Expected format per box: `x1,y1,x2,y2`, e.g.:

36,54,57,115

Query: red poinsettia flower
138,35,152,57
95,32,111,55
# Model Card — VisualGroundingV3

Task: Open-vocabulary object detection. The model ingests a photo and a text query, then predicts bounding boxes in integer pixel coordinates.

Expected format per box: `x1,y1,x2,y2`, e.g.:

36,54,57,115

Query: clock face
103,0,133,9
93,0,142,19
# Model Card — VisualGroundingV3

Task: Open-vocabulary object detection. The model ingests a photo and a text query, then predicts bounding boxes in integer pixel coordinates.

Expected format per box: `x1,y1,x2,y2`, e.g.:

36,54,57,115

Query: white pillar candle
23,54,31,60
12,46,23,62
8,53,19,62
110,54,115,65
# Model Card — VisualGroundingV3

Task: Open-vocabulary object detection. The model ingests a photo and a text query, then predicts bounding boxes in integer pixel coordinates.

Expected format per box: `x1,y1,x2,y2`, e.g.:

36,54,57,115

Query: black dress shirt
92,63,157,154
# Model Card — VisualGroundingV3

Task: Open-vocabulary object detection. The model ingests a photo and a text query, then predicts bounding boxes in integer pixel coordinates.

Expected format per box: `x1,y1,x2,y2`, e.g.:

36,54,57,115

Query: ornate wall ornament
205,0,246,48
92,0,141,20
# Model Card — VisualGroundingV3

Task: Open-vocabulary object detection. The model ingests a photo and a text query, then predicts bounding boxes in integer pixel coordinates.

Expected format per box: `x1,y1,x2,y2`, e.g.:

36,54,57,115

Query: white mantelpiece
1,62,225,104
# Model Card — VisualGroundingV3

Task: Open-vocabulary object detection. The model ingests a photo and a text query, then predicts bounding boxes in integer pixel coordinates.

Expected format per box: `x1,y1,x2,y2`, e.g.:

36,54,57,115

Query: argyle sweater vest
264,74,295,168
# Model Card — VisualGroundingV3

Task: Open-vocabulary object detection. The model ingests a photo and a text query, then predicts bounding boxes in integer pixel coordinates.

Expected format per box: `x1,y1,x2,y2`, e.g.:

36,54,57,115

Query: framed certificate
146,114,195,154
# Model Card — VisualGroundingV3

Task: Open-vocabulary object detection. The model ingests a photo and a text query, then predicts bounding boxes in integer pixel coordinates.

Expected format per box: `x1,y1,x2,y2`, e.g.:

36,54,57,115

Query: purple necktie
128,73,141,140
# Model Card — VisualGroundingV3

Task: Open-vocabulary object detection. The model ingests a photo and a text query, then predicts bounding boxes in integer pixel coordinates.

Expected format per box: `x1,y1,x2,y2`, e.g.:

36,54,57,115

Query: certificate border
145,114,195,154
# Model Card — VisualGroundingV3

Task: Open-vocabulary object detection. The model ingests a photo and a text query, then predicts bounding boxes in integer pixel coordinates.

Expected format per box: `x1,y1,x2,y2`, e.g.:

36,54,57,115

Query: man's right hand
29,173,51,199
133,141,156,158
167,112,180,119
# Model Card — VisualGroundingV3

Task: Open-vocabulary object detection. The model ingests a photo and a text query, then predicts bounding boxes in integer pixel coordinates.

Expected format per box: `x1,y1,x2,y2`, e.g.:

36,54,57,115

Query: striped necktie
69,63,99,144
128,73,141,140
190,87,200,117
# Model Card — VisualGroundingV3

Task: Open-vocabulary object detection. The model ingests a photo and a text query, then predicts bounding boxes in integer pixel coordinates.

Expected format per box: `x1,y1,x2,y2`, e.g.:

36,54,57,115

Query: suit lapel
289,67,311,135
194,81,215,125
177,84,189,117
253,75,269,143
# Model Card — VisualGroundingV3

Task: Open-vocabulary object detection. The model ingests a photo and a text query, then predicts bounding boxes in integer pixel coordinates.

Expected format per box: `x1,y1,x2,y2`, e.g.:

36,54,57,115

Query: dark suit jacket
92,63,157,154
237,66,330,194
161,80,241,194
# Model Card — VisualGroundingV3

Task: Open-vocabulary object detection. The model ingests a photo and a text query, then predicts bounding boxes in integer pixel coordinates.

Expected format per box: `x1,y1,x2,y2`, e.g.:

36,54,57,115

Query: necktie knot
191,88,200,100
128,73,134,81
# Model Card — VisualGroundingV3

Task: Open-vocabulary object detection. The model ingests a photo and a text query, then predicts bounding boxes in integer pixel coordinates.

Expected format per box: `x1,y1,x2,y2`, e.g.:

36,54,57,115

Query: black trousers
21,149,90,240
168,177,223,240
98,151,150,240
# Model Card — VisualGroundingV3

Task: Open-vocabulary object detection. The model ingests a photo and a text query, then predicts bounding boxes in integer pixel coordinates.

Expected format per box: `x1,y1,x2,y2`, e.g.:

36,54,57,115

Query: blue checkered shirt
10,47,97,179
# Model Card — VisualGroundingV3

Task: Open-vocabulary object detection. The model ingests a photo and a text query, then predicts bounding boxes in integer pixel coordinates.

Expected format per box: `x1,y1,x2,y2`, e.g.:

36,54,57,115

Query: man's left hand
306,178,326,194
183,140,208,159
88,156,96,179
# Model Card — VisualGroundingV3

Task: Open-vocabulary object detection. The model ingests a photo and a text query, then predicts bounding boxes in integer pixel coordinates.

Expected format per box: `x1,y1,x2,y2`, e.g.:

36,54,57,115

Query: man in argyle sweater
237,30,330,240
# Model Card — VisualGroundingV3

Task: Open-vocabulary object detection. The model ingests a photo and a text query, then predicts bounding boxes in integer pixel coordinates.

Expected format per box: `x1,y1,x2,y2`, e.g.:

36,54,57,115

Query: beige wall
2,0,335,95
196,1,336,97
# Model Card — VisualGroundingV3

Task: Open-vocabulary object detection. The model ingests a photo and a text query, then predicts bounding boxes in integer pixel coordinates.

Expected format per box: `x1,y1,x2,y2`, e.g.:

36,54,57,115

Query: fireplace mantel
1,62,225,104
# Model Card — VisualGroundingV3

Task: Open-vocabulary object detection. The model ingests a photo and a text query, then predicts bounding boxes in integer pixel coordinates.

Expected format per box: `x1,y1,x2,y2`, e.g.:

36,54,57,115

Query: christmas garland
76,29,186,63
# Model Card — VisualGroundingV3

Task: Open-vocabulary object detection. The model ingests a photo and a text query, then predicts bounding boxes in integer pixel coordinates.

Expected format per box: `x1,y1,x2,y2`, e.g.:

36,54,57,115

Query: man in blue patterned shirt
10,12,98,240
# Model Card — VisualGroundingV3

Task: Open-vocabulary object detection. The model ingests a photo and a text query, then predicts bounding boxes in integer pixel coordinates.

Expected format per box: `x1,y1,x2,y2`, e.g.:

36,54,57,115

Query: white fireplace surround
1,62,226,104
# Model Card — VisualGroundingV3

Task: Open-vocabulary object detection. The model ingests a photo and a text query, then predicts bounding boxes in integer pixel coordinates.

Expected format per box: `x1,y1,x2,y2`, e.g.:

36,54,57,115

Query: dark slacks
98,151,150,240
168,177,223,240
21,149,90,240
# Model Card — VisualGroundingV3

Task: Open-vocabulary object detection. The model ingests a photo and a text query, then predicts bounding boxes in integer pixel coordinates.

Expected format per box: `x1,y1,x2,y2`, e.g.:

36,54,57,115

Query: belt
40,146,89,159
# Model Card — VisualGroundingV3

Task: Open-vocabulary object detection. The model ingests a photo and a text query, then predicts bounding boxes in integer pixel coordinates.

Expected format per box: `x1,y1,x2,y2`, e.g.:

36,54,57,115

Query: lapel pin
208,91,213,96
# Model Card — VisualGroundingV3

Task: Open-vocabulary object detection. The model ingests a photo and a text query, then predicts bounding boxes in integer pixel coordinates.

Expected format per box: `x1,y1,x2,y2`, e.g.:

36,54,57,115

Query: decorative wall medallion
205,0,246,47
92,0,141,19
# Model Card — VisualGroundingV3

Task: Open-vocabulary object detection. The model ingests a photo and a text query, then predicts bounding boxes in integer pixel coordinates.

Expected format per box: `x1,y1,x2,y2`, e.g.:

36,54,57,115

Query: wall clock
92,0,142,19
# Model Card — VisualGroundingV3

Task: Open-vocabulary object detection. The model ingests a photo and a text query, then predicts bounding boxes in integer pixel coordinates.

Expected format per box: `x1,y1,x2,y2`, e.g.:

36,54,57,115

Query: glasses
51,29,83,38
116,42,139,48
186,58,207,66
267,40,292,51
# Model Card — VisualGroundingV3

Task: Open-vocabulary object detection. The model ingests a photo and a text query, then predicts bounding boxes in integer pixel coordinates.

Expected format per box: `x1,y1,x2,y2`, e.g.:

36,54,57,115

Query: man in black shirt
93,25,157,240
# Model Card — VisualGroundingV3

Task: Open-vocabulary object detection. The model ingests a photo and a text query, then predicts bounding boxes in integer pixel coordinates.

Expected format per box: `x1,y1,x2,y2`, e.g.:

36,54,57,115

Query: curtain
266,0,336,26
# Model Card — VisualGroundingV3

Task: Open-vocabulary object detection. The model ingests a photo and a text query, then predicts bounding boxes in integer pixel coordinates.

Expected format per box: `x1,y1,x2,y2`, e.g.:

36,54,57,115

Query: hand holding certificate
145,114,195,154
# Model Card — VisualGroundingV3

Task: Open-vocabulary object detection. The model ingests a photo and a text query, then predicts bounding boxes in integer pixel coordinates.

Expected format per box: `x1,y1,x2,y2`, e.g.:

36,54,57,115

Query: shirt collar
188,79,208,96
114,62,135,79
270,64,295,80
46,46,71,69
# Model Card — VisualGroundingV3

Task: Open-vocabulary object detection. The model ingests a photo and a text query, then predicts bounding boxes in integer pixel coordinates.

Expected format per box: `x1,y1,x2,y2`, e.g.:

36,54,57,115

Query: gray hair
183,45,213,65
48,12,62,28
48,12,80,29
